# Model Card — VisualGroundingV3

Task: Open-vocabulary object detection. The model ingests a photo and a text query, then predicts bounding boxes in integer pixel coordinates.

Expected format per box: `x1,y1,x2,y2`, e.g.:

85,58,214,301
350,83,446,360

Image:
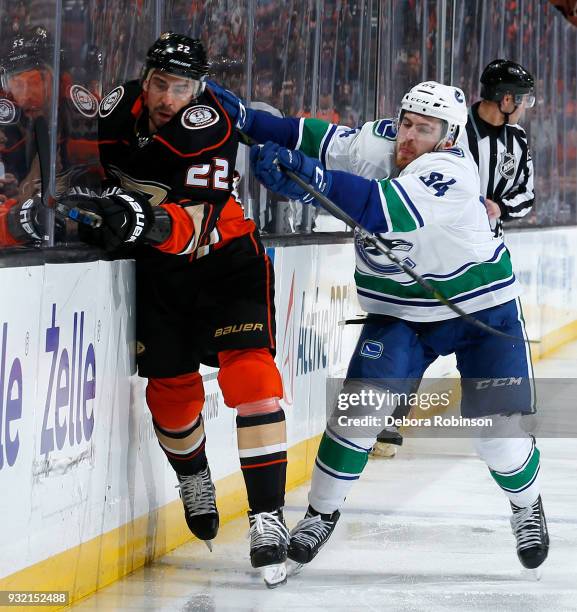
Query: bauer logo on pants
214,323,263,337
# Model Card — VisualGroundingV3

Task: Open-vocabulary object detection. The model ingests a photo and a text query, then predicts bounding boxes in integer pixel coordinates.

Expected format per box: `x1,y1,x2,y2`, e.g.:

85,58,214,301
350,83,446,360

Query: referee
462,59,536,237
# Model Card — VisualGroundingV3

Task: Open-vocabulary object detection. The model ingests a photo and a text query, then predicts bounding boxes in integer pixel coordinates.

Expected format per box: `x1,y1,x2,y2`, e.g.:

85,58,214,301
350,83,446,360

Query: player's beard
395,142,417,170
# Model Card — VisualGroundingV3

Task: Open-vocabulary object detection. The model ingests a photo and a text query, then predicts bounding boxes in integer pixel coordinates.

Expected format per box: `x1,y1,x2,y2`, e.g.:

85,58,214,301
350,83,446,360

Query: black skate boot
288,505,340,565
247,509,290,588
510,495,549,570
176,466,219,550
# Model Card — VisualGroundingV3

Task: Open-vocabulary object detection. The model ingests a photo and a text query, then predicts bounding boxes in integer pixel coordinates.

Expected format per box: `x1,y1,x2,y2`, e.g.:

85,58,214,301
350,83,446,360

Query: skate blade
261,562,287,588
286,559,304,577
203,540,214,552
521,566,542,581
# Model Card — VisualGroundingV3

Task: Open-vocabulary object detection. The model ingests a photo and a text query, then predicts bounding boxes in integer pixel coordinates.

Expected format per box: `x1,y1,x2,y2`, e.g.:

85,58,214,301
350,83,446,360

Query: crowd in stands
1,0,577,242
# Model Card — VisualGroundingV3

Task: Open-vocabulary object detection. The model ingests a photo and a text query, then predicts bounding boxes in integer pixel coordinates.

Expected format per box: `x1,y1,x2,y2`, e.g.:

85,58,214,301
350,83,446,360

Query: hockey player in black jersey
60,33,290,587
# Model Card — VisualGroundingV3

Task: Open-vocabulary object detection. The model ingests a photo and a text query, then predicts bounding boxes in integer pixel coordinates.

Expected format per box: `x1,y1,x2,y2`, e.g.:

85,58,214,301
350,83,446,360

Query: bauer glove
58,190,154,251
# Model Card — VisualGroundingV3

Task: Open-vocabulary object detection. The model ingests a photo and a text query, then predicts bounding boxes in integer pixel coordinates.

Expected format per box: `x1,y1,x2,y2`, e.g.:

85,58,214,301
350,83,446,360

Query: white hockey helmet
399,81,468,146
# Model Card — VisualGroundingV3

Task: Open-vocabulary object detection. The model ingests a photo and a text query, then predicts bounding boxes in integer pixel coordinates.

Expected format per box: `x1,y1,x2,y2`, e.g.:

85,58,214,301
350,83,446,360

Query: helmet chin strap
497,99,518,125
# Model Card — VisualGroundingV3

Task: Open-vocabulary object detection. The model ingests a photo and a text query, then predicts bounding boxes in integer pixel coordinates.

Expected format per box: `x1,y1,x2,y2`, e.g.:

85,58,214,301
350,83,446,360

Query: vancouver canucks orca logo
373,119,397,141
355,232,415,275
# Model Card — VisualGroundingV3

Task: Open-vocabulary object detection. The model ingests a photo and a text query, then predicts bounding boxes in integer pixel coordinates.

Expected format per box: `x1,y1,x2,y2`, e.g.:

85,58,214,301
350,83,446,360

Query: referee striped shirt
461,101,534,234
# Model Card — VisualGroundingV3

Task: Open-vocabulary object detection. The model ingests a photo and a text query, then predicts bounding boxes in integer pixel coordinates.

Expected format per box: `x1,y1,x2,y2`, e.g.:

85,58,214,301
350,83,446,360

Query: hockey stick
243,135,535,344
54,202,103,228
33,115,104,230
32,115,54,243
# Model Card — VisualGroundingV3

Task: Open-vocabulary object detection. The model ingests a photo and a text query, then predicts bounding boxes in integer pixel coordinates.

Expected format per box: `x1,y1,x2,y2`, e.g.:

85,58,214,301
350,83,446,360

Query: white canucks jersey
295,117,520,322
296,117,398,179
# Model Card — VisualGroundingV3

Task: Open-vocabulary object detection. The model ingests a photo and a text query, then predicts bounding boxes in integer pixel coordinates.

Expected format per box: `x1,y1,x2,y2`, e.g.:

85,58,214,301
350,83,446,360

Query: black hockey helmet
0,26,52,89
143,32,208,82
480,59,535,107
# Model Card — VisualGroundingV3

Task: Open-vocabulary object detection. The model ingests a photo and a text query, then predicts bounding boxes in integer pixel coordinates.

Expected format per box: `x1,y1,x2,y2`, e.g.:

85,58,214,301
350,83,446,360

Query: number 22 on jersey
186,158,230,190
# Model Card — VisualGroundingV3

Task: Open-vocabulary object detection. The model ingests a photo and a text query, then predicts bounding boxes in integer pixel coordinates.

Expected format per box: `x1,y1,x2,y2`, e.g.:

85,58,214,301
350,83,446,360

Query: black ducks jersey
98,80,256,259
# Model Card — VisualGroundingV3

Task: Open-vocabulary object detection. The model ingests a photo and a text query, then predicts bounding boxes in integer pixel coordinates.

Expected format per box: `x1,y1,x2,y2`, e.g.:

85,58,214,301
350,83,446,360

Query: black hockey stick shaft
34,117,103,230
33,116,54,244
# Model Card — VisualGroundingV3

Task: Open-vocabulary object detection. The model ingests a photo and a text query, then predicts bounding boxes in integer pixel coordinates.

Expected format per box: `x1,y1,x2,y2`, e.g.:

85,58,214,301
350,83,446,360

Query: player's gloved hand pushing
6,195,44,242
59,189,154,251
205,79,255,132
249,141,332,205
1,194,66,245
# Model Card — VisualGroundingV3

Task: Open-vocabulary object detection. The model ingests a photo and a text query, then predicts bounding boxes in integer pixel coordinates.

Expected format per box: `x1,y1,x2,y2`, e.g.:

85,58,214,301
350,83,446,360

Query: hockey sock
236,409,287,512
482,436,541,507
308,426,373,514
153,415,208,476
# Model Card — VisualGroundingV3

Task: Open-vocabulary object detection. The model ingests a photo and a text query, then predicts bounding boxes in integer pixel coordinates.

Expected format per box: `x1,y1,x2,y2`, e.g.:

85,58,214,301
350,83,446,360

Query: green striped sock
316,432,369,478
489,444,541,507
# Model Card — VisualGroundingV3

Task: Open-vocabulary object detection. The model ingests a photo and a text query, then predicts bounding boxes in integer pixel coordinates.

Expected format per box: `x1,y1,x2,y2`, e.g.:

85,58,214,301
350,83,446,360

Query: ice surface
71,344,577,612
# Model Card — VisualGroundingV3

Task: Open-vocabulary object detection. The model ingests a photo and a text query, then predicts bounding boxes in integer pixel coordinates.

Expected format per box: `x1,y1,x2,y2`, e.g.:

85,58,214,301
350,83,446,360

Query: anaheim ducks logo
498,151,516,180
181,105,219,130
70,84,98,118
0,98,17,124
99,85,124,118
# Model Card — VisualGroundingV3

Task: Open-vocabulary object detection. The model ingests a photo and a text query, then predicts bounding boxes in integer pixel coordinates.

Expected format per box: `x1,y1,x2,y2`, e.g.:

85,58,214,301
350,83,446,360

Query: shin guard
236,403,287,513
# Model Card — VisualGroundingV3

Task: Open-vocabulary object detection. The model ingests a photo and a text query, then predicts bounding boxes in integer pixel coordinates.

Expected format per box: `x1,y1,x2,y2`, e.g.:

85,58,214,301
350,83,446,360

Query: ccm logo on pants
215,323,264,337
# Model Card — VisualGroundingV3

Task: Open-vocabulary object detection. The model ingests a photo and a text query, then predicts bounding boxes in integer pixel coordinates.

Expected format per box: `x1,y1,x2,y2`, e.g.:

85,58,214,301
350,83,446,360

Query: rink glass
1,0,577,251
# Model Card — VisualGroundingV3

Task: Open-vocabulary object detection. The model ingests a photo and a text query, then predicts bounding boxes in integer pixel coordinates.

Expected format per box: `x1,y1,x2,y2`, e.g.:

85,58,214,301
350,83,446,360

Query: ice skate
176,466,219,549
247,509,290,588
510,495,549,570
287,505,340,565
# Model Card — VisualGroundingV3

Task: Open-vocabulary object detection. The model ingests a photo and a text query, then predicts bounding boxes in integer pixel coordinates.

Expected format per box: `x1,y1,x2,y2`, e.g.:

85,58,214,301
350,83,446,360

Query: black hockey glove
59,190,154,251
6,195,44,242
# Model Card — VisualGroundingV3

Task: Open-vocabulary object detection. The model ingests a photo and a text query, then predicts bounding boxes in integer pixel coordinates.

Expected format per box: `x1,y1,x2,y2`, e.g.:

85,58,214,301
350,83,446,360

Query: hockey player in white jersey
249,81,549,575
